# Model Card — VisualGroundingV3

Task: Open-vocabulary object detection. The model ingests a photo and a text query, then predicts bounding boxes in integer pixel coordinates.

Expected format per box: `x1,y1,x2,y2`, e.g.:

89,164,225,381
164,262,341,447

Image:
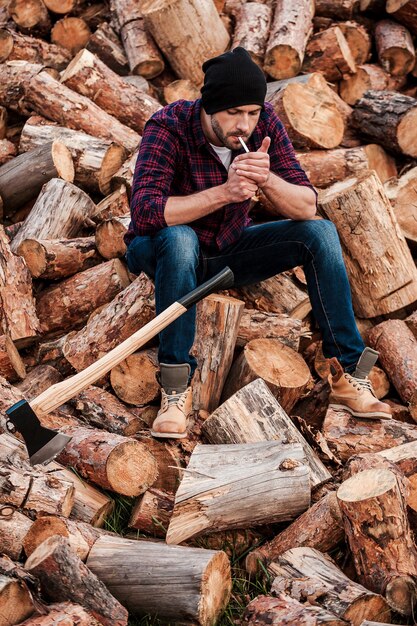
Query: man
125,47,392,438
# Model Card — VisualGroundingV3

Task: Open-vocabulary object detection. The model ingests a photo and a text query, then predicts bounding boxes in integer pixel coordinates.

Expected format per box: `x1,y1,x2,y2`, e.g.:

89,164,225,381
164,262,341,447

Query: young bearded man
125,47,392,439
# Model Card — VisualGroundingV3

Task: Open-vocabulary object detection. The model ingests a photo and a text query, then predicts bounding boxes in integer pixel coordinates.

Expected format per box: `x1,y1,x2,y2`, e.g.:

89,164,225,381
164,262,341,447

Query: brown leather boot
151,363,192,439
328,348,392,420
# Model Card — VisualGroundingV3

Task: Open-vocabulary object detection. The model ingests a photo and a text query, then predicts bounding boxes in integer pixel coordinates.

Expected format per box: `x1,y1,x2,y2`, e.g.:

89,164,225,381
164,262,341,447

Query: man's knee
154,225,200,267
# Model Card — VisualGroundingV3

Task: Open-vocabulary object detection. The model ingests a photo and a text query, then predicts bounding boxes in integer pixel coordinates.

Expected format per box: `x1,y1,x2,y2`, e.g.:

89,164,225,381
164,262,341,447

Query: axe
6,267,234,466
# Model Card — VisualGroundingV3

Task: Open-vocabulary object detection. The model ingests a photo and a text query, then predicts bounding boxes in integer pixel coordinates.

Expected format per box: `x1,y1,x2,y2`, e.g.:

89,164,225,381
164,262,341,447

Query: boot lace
345,374,375,395
161,388,189,412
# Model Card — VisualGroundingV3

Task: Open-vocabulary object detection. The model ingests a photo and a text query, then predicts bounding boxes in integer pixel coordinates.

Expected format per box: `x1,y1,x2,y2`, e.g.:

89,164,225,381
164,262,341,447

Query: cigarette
238,137,250,153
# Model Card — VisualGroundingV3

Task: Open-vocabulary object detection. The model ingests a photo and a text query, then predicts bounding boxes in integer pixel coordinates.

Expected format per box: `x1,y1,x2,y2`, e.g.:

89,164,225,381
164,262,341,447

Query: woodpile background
2,0,417,624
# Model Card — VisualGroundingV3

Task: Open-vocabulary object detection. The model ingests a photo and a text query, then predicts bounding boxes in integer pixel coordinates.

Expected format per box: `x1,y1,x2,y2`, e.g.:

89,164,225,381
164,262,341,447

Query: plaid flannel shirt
125,99,316,251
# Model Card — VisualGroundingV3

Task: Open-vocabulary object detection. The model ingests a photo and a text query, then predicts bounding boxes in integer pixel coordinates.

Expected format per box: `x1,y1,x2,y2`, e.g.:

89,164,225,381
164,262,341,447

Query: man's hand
223,161,258,203
231,136,271,188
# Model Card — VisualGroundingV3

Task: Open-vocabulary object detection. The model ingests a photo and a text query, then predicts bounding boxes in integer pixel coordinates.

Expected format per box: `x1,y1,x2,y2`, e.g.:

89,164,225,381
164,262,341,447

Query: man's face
210,104,262,150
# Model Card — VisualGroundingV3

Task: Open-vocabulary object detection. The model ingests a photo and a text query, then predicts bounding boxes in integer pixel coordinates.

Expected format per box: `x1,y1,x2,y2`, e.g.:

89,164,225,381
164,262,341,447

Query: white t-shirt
210,143,232,170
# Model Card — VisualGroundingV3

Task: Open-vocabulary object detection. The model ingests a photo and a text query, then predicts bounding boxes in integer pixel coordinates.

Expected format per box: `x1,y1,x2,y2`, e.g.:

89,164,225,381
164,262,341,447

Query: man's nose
236,116,250,132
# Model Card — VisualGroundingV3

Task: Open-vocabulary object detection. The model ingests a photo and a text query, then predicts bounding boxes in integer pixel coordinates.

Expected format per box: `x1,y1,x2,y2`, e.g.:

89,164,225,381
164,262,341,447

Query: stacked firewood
1,0,417,624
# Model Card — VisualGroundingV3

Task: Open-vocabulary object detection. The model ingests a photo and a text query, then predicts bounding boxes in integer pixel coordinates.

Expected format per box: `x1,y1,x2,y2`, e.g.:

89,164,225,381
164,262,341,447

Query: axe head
6,399,71,466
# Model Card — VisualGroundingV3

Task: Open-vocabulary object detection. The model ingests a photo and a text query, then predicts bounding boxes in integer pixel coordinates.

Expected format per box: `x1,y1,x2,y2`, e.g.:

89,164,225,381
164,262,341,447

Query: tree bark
24,70,140,152
16,364,61,399
86,21,129,75
243,593,347,625
0,335,25,382
110,148,139,194
319,171,417,317
375,19,415,75
166,442,310,544
61,49,161,134
245,492,344,575
17,602,103,626
11,178,96,253
0,28,71,70
337,468,417,614
315,0,359,19
87,534,232,625
0,141,74,217
268,73,345,149
221,338,311,414
110,347,159,406
19,115,128,196
120,19,165,79
141,0,230,85
25,535,128,626
303,26,357,81
264,0,314,79
129,487,174,538
0,507,33,560
0,60,43,115
95,215,130,259
50,17,91,55
269,547,391,626
236,309,302,351
386,0,417,35
232,3,271,67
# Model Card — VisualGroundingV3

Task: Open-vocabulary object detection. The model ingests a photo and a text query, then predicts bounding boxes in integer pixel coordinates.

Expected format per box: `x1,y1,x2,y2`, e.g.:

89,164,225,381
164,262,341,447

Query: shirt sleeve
130,119,179,236
267,112,318,201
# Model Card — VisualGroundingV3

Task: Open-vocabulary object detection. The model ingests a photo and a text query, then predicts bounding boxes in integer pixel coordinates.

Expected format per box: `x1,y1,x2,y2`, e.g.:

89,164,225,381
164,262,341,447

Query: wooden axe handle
30,267,234,417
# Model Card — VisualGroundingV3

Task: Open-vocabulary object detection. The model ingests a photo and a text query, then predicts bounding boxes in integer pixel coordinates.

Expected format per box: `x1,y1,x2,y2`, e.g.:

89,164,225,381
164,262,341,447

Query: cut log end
337,468,397,501
107,440,158,496
264,47,301,80
51,140,75,183
385,576,417,615
398,106,417,157
0,29,13,63
199,551,232,625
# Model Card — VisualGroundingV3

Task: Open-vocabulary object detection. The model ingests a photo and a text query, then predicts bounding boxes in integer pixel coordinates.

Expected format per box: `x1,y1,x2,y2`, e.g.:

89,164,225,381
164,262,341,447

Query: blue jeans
126,220,365,378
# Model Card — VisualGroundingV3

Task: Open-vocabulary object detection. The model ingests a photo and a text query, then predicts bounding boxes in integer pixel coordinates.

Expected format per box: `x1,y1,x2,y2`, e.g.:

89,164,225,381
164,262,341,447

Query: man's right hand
223,164,258,204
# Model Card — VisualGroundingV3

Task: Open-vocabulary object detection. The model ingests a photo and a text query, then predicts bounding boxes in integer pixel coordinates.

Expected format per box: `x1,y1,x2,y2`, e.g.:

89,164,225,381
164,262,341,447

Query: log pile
1,0,417,624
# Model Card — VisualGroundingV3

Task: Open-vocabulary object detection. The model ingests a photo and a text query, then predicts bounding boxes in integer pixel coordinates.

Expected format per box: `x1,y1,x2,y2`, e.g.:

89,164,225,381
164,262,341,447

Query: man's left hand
231,136,271,188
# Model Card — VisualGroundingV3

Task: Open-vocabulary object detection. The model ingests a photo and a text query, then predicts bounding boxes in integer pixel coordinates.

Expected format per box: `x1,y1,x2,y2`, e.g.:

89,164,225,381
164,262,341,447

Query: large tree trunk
25,535,128,626
351,90,417,157
203,378,331,487
61,49,161,134
264,0,314,79
337,468,417,614
319,171,417,317
166,442,310,544
269,547,391,626
87,535,232,625
141,0,230,85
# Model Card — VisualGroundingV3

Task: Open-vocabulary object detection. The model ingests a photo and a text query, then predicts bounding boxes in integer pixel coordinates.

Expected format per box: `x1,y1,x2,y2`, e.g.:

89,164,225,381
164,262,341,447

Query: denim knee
153,225,200,269
301,219,341,259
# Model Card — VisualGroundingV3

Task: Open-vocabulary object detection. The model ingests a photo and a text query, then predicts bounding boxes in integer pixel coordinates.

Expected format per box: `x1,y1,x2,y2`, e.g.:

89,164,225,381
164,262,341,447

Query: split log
337,468,417,614
338,21,371,65
340,64,391,105
352,90,417,157
164,79,200,104
0,60,43,115
35,259,130,335
0,507,33,560
16,364,61,399
386,0,417,36
263,0,313,79
0,335,25,382
19,116,128,196
95,215,129,258
221,338,311,414
17,602,103,626
11,178,96,253
51,17,91,55
25,536,128,626
315,0,359,19
302,26,357,82
141,0,230,85
232,2,272,67
0,568,36,625
236,309,302,351
0,28,72,69
62,273,155,372
93,185,129,223
203,378,331,487
0,138,16,165
368,319,417,403
17,236,101,280
166,442,310,544
56,425,158,496
135,435,182,494
72,385,143,435
87,535,232,624
0,141,74,217
268,73,345,149
270,547,391,625
86,22,129,75
0,225,40,344
319,171,417,317
322,407,417,462
23,515,106,560
24,70,140,152
297,144,396,187
191,294,244,414
129,488,174,538
385,165,417,244
232,270,311,318
243,593,347,625
119,19,164,79
110,347,159,406
61,49,161,134
110,148,139,194
8,0,51,36
375,19,415,76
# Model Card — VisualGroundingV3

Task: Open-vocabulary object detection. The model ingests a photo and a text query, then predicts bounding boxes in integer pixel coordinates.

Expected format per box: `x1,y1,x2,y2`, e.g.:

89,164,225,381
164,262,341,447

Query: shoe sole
150,430,188,439
329,403,392,421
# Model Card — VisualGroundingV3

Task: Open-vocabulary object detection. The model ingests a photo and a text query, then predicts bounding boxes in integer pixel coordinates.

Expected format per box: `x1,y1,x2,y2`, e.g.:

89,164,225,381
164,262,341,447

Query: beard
211,116,248,150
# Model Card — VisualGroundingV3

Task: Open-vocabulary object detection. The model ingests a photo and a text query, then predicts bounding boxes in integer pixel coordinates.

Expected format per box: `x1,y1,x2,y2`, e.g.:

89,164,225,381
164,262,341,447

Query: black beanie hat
201,47,267,115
